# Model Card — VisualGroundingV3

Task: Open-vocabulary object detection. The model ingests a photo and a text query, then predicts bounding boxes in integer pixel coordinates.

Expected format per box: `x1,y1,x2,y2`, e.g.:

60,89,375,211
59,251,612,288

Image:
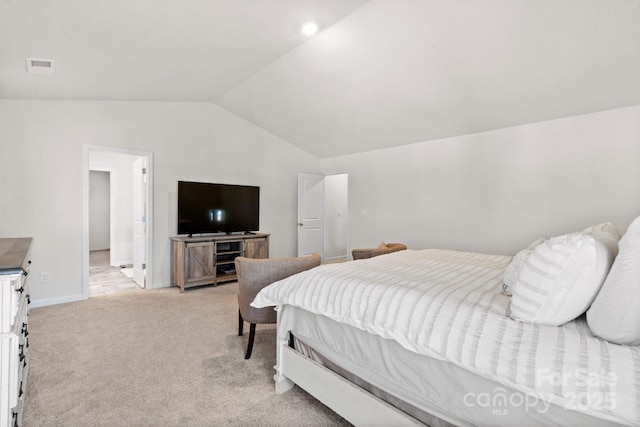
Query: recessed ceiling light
301,22,319,36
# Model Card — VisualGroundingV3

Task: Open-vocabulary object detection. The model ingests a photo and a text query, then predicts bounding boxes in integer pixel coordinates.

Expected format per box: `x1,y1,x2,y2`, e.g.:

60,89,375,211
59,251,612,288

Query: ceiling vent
26,58,55,74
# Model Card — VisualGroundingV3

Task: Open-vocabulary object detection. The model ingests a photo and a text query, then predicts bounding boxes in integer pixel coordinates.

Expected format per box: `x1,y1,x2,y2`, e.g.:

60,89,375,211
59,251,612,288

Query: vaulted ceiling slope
2,1,639,158
216,0,640,158
0,0,367,100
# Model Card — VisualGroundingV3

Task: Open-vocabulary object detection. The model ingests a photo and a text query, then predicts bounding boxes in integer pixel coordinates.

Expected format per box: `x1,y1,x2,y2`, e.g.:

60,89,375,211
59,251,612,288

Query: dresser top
0,238,33,275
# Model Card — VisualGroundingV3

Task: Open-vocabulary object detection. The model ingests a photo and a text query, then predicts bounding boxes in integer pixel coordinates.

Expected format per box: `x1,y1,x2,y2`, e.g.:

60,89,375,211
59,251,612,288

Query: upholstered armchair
235,253,321,359
351,243,407,260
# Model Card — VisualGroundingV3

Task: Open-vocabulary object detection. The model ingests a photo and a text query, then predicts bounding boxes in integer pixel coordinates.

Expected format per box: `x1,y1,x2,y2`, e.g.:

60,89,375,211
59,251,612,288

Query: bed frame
270,307,631,427
273,309,426,427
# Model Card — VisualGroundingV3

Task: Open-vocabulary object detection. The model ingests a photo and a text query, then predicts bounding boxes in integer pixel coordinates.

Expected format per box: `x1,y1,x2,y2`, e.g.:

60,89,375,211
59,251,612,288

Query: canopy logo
462,388,551,416
463,368,618,417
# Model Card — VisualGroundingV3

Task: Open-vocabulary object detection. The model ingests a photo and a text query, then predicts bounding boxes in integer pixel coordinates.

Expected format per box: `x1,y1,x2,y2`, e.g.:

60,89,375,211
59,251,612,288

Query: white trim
83,146,90,300
111,260,133,268
152,281,171,289
82,145,154,298
30,294,84,308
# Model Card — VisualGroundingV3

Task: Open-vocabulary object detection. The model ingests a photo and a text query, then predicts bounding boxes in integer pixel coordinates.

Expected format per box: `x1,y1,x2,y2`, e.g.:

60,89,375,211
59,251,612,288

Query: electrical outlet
40,272,49,283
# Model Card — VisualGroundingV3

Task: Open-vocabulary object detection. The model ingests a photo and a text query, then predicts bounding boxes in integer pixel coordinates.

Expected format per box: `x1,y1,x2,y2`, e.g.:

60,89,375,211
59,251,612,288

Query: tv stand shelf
170,233,269,292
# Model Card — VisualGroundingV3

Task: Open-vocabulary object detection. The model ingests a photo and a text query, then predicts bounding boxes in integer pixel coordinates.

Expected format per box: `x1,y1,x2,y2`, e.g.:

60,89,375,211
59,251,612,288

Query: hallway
89,250,140,297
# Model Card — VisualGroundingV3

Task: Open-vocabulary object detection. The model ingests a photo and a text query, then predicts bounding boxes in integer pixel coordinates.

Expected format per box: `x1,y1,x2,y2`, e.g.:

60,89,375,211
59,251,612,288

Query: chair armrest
352,243,407,260
384,243,407,253
351,249,374,260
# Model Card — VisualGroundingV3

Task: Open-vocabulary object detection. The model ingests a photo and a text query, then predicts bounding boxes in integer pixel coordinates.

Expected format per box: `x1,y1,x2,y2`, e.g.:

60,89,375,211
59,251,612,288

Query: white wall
321,105,640,255
89,171,110,251
89,151,138,266
0,100,320,306
3,100,638,306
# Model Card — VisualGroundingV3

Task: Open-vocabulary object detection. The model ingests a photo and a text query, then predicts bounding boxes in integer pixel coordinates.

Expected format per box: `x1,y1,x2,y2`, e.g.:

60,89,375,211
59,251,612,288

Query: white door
132,157,147,288
297,173,324,258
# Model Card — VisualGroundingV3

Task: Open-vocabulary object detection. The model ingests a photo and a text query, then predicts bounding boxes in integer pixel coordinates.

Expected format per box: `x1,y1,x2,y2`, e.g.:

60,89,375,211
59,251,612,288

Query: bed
252,222,640,426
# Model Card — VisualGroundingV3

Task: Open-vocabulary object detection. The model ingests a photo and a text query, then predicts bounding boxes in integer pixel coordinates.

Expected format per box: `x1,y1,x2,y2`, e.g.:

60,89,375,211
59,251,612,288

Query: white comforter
252,249,640,426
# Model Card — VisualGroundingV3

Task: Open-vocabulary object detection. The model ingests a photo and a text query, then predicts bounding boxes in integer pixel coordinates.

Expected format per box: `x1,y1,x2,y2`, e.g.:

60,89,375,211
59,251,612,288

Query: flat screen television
177,181,259,235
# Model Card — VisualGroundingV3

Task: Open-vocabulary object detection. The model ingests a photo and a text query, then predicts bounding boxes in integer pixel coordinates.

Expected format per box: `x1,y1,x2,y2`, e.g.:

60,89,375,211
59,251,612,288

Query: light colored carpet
24,283,351,426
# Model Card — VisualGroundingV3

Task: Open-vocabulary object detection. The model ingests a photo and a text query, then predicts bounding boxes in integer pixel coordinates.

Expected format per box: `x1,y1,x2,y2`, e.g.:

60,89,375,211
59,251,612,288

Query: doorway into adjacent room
88,170,139,296
297,172,349,263
83,146,153,299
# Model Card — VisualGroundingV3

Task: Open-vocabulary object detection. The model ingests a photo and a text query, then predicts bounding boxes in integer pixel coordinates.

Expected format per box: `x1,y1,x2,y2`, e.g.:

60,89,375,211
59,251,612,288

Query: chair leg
245,323,256,359
238,311,243,336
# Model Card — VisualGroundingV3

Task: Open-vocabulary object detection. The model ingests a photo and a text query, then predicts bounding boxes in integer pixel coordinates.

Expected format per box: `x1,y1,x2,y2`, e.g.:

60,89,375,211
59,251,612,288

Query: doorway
83,146,153,299
297,172,349,262
88,168,139,296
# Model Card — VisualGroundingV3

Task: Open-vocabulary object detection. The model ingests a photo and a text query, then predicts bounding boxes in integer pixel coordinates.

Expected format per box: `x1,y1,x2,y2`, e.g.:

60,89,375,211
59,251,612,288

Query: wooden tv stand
170,233,269,292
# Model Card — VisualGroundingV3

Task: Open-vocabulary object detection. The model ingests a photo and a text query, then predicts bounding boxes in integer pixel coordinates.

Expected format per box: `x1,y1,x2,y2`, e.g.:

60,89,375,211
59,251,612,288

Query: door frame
132,157,147,288
82,145,154,299
297,172,350,262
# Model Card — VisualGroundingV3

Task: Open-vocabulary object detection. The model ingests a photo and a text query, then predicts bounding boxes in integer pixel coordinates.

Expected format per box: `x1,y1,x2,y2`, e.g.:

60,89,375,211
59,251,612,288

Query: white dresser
0,238,32,427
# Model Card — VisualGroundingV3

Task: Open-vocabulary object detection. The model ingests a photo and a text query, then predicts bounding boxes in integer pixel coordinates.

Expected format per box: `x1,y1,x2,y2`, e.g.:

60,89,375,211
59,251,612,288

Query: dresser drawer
6,299,28,412
0,274,26,334
9,398,22,427
0,238,32,427
15,298,29,392
1,316,28,427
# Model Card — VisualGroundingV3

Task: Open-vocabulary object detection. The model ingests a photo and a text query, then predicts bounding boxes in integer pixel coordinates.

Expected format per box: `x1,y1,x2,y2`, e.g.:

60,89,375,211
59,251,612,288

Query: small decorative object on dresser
0,237,32,427
170,233,269,292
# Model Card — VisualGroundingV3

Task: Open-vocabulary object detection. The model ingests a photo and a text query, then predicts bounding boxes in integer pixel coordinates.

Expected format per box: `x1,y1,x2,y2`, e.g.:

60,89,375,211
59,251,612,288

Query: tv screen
178,181,259,235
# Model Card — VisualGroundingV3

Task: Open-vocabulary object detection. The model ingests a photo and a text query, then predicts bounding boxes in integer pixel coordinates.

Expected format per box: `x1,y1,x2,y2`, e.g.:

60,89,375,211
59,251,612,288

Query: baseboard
148,282,171,289
31,283,174,306
30,293,85,308
111,260,133,268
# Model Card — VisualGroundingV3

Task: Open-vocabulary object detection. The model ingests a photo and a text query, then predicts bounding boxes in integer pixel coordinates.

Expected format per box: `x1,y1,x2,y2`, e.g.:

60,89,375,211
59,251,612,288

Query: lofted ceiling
2,0,639,158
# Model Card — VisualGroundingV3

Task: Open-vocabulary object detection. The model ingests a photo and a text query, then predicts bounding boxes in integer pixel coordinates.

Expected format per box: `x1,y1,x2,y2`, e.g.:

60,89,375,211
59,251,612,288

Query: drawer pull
19,343,27,368
12,411,18,427
27,294,31,304
15,286,24,294
23,270,28,277
21,323,28,337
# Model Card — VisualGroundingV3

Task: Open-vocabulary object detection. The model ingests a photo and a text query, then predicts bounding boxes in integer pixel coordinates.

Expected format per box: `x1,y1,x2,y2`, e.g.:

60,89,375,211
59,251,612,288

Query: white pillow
580,222,621,257
509,231,616,325
581,222,622,240
587,216,640,345
502,238,544,296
